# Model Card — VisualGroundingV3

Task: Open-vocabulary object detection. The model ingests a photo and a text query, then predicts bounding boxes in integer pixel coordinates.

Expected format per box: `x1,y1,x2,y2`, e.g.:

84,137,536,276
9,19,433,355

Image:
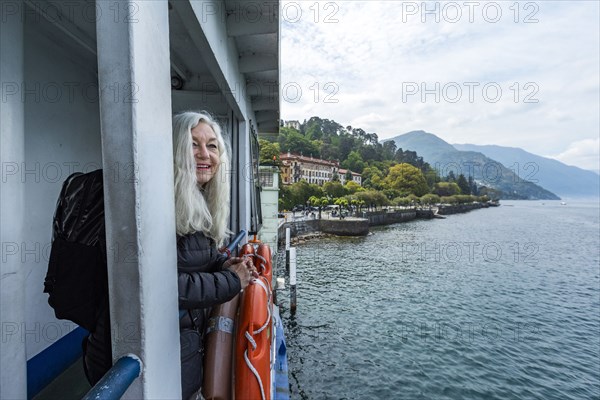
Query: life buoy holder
254,243,273,289
235,275,272,400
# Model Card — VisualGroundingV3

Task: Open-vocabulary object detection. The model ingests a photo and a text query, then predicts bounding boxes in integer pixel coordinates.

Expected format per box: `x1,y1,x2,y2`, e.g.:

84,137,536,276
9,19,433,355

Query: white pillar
96,1,181,398
0,0,27,396
289,247,297,314
238,120,252,231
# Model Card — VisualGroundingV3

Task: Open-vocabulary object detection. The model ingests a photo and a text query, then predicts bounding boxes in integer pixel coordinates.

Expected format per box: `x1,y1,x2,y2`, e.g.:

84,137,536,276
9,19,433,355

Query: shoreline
279,202,496,245
290,231,336,246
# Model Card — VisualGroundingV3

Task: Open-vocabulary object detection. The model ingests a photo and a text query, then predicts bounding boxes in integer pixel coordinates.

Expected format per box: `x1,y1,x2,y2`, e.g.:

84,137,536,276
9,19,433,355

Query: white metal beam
257,121,280,135
96,1,181,398
0,4,27,397
246,80,279,99
239,54,278,74
255,110,278,123
252,96,279,111
226,14,277,37
171,0,249,121
170,51,190,81
225,0,278,36
23,0,96,56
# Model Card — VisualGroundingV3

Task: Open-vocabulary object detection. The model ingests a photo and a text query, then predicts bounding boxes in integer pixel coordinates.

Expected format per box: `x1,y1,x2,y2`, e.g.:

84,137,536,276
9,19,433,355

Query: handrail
82,354,142,400
220,229,247,257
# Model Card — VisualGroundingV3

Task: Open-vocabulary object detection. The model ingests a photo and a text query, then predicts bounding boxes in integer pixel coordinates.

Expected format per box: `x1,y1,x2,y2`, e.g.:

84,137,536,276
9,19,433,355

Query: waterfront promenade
278,202,494,242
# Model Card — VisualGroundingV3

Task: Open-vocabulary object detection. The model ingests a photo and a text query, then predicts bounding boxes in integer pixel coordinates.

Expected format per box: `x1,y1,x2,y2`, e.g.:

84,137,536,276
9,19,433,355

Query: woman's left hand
223,257,258,275
225,257,259,289
222,257,245,270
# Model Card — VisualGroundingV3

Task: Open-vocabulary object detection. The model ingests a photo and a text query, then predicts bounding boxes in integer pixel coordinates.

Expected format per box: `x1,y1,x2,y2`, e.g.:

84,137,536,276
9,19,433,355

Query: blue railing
82,355,142,400
220,229,247,257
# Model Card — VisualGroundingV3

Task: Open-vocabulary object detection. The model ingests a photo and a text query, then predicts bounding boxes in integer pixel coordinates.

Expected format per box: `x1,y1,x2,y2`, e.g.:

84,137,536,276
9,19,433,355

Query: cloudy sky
280,1,600,172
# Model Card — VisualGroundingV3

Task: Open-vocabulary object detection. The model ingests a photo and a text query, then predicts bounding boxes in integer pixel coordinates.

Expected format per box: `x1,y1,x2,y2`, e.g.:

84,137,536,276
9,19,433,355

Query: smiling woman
81,111,257,399
191,122,220,186
172,111,231,245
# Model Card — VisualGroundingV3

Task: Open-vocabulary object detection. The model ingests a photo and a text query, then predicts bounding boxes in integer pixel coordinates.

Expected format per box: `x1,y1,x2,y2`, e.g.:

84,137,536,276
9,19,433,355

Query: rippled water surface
277,201,600,399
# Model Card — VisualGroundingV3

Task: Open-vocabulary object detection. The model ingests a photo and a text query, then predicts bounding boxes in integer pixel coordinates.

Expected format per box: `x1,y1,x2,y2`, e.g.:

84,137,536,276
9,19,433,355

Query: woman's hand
225,257,258,289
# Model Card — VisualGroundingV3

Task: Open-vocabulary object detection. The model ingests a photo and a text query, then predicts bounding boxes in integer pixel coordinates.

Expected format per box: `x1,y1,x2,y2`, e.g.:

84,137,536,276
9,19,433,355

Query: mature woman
83,111,256,399
173,111,256,398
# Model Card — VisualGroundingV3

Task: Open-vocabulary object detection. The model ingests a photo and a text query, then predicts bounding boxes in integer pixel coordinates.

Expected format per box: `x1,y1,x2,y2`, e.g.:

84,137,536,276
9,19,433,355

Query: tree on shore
420,193,440,205
433,182,461,196
323,181,346,198
279,180,324,210
457,174,470,195
344,180,363,194
258,138,281,166
342,150,365,173
384,163,429,197
279,127,320,157
334,198,348,219
355,190,389,210
308,195,329,219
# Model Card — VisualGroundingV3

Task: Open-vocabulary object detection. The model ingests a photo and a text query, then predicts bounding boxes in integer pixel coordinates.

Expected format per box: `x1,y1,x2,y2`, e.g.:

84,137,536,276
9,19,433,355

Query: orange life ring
240,243,255,263
234,275,272,400
254,244,273,289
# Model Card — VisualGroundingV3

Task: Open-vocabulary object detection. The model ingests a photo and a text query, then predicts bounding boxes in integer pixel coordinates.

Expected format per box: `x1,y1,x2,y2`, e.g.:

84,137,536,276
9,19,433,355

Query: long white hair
172,111,231,246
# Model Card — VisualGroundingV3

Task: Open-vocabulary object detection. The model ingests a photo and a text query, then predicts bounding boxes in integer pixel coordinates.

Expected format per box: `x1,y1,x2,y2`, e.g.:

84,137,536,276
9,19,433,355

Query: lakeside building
338,168,363,186
280,152,339,185
283,120,301,130
280,152,362,186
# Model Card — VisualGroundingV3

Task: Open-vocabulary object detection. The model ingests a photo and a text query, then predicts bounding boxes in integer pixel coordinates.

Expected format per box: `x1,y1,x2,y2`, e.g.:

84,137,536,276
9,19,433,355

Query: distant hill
384,131,560,200
453,143,600,199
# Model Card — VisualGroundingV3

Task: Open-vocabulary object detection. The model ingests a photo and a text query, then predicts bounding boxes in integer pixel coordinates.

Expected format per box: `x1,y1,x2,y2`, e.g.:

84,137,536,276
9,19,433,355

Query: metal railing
82,355,142,400
219,230,247,257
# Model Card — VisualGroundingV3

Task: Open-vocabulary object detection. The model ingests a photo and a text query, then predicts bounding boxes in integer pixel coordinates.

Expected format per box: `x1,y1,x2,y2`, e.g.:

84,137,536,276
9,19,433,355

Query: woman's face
191,122,220,186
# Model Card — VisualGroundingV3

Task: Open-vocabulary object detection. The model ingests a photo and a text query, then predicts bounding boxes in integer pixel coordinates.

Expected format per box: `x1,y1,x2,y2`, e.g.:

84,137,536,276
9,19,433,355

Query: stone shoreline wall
319,218,370,236
363,210,417,226
278,203,491,243
278,218,369,242
438,202,488,215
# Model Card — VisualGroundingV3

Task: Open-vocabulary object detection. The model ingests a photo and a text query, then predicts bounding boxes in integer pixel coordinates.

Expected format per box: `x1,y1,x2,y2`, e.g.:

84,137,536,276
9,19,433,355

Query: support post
96,1,180,398
0,2,27,396
285,227,290,272
289,247,297,314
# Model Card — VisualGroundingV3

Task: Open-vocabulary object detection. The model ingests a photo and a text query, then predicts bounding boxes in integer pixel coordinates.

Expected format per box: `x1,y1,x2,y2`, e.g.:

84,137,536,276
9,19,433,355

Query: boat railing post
285,227,291,273
290,247,297,314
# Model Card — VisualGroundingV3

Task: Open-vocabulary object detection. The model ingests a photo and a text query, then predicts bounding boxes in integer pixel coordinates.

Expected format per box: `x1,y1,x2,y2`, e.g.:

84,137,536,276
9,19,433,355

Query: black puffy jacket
83,231,241,398
177,231,241,398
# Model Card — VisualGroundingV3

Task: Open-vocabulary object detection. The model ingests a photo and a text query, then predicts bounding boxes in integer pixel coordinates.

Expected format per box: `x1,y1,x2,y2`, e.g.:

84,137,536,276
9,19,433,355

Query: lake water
277,200,600,399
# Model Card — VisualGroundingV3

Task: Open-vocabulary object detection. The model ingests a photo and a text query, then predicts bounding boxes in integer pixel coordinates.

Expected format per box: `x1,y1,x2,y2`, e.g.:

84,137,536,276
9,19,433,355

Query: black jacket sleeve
178,269,241,309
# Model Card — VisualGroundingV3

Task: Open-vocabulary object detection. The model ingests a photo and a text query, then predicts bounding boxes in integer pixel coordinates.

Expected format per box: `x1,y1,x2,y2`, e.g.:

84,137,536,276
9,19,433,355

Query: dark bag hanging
43,169,108,332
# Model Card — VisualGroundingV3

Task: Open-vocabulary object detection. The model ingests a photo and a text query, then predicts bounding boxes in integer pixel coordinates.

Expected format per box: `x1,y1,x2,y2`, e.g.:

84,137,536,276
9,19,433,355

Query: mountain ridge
384,131,561,200
452,143,600,199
